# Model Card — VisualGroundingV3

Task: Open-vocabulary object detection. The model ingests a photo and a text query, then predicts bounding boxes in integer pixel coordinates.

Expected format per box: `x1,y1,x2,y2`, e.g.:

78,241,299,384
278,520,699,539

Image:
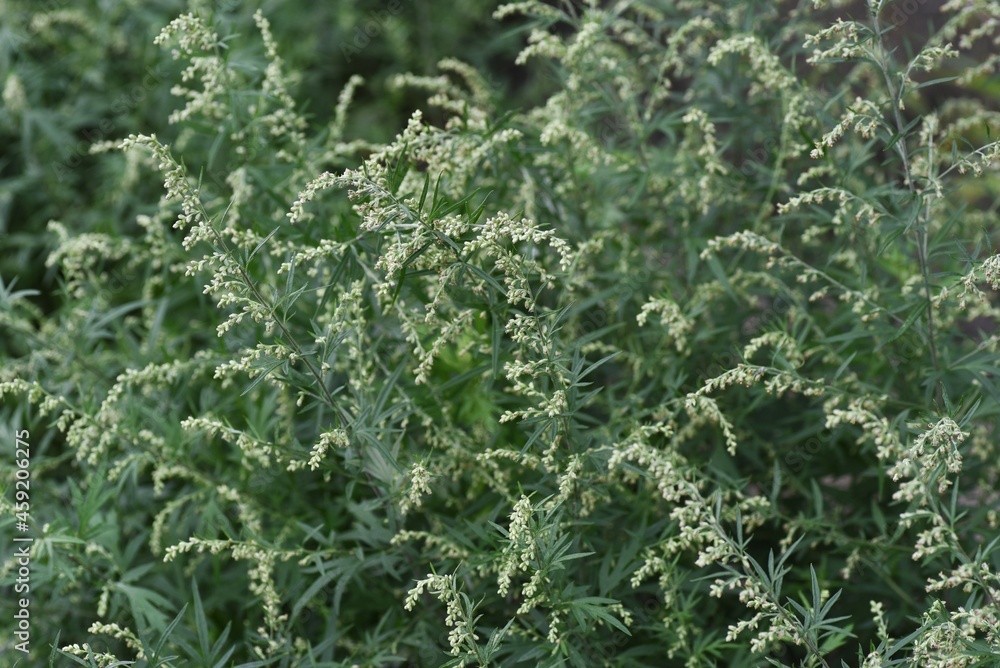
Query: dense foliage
2,1,1000,666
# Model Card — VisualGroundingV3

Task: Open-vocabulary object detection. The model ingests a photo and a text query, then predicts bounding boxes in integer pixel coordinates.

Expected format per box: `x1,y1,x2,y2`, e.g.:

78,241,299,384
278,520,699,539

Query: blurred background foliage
0,0,539,314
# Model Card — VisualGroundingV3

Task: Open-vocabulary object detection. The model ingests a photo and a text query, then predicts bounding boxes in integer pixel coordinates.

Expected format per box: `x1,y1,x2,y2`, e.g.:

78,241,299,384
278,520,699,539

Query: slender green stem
202,216,345,421
869,8,941,403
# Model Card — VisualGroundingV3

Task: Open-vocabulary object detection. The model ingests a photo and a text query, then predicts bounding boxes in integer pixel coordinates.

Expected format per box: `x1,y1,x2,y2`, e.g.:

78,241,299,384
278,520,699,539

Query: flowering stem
694,484,834,668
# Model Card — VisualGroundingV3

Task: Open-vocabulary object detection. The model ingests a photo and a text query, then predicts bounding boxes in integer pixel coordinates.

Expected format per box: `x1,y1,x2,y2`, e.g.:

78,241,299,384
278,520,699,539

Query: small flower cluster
939,0,1000,74
85,622,145,659
462,212,574,307
984,254,1000,292
45,220,134,300
890,417,968,502
742,331,805,369
510,26,567,67
286,170,340,225
909,43,960,74
925,561,1000,598
908,599,1000,668
704,231,885,321
804,19,867,64
653,14,715,78
2,72,26,116
163,537,290,656
181,414,278,470
682,393,740,455
119,134,211,245
496,495,538,601
636,296,692,353
57,643,121,667
399,461,433,516
777,186,883,227
607,423,688,504
952,139,1000,178
825,396,900,458
304,428,349,471
412,311,473,385
702,230,780,258
720,576,797,652
680,108,728,212
404,572,482,660
252,10,306,154
809,97,883,159
153,13,232,124
707,34,796,96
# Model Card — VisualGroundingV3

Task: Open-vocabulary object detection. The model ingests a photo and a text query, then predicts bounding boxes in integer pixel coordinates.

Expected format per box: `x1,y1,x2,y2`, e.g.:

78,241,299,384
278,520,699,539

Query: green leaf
490,296,504,379
115,582,173,637
417,169,431,212
883,114,921,153
877,302,923,349
248,226,279,263
876,224,908,257
466,190,493,225
191,578,210,658
913,75,959,90
241,358,285,396
567,597,632,636
150,602,188,660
